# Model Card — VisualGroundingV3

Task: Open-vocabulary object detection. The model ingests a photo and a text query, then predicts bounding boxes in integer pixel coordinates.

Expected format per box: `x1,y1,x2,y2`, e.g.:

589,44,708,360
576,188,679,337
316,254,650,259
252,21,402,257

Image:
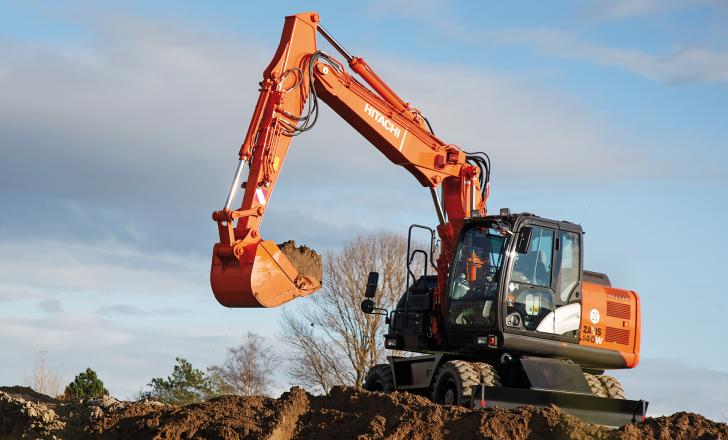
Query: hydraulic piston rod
223,160,246,211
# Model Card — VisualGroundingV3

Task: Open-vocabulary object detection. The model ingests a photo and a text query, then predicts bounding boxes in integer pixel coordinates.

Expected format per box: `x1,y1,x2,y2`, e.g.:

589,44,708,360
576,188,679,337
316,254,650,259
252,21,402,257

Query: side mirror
515,227,533,254
365,271,379,298
361,298,375,314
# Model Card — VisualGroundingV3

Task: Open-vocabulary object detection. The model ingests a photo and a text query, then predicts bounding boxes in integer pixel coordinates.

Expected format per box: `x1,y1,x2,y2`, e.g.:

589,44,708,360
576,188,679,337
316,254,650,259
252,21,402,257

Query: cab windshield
448,225,508,327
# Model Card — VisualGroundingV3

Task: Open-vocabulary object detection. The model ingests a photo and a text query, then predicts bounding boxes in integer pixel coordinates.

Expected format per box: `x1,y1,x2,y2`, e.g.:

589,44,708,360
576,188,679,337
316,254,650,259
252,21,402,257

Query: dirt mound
278,240,323,281
1,385,727,440
300,386,611,440
618,412,728,440
0,387,65,439
0,386,58,404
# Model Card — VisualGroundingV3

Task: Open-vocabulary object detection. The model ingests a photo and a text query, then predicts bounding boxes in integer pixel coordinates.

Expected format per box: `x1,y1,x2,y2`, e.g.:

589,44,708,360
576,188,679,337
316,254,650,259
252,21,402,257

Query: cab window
506,226,555,332
511,226,554,287
555,231,580,303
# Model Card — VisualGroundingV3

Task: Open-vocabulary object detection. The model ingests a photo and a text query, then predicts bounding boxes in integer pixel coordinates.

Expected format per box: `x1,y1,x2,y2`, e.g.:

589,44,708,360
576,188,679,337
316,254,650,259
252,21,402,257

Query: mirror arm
371,307,388,317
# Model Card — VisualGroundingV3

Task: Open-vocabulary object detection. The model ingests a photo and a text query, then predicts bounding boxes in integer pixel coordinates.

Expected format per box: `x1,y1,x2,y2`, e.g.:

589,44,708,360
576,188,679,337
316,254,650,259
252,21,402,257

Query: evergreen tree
141,357,219,405
63,368,108,399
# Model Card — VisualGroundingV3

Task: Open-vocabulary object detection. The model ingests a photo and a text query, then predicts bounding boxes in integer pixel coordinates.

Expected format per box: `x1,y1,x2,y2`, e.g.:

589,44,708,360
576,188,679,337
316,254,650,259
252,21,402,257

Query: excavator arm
211,12,489,320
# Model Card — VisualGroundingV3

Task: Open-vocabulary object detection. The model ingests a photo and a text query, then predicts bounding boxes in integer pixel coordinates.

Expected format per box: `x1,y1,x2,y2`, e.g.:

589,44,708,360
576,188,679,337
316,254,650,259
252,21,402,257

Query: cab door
549,227,583,342
443,225,507,349
504,223,558,337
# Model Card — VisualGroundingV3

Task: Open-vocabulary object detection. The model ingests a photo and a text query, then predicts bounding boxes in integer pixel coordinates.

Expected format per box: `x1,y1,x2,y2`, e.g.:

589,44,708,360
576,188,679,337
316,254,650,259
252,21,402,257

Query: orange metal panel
579,282,641,368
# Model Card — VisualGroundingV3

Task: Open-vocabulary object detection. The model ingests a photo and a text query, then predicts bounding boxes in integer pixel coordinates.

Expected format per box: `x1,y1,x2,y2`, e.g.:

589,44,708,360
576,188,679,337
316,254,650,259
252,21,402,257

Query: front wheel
432,360,500,406
363,364,395,392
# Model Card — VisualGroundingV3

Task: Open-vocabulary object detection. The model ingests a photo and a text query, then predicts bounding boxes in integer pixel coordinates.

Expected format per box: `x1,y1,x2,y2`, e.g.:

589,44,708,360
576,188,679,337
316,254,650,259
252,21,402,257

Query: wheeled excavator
210,12,647,426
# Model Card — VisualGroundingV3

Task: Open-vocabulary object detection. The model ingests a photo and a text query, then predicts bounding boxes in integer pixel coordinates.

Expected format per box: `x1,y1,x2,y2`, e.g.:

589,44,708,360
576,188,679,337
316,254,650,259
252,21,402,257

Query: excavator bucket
211,240,322,308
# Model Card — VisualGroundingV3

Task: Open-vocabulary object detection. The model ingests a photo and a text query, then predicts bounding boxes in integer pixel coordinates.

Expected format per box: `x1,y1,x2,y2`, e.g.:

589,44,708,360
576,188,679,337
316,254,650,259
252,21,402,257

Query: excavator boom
211,12,487,314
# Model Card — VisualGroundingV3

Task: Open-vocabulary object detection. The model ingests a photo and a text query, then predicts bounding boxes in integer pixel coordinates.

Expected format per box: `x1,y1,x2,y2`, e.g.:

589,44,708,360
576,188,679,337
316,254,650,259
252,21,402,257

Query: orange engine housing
579,282,641,368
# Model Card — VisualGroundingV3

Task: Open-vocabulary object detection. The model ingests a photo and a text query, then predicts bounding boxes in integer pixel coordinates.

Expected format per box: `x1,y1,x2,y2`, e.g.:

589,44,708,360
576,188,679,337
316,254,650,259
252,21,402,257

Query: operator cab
445,213,583,352
364,212,584,355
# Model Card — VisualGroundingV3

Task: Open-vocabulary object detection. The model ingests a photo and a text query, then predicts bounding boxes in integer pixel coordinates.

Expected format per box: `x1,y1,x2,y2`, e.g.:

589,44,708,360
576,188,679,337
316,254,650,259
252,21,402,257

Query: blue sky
1,0,727,419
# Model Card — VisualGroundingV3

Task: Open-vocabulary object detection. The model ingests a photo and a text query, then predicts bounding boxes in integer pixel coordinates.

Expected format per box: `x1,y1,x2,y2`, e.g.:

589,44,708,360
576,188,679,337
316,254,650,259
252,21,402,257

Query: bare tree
279,314,350,393
208,332,279,396
280,231,414,393
24,351,63,398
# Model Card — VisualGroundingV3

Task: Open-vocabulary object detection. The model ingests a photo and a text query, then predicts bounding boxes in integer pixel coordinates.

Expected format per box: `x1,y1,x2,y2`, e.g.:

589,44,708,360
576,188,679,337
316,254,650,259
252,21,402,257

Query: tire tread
584,372,608,397
363,364,395,392
432,360,501,406
597,374,625,399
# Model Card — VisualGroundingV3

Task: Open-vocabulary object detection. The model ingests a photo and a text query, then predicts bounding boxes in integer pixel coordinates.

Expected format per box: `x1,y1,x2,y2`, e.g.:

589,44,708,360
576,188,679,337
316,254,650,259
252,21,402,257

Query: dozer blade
470,385,648,428
211,240,321,308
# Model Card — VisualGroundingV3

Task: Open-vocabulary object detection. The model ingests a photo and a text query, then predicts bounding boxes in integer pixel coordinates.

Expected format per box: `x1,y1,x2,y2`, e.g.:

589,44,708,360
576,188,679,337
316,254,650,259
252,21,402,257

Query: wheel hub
444,387,456,405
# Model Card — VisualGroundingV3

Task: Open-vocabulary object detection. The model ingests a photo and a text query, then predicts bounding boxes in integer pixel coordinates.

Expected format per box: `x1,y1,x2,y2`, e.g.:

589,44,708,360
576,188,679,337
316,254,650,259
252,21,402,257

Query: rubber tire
471,362,502,387
432,360,499,406
597,375,625,399
584,372,608,397
363,364,395,392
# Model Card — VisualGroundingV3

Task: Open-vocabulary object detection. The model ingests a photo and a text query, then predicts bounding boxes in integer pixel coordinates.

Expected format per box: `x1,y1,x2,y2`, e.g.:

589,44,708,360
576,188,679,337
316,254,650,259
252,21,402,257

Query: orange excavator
211,12,647,426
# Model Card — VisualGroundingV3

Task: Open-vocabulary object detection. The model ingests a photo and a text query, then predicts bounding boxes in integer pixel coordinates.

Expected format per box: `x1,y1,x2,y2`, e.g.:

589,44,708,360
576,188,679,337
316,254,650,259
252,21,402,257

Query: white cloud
0,310,251,398
1,7,684,260
96,304,191,316
483,28,728,84
590,0,679,19
366,0,728,85
587,0,726,20
368,55,669,181
0,240,206,297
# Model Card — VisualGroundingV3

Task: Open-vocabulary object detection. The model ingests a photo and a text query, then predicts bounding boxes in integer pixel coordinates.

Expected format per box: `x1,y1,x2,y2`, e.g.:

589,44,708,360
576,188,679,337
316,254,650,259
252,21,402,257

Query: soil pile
278,240,323,281
2,385,726,440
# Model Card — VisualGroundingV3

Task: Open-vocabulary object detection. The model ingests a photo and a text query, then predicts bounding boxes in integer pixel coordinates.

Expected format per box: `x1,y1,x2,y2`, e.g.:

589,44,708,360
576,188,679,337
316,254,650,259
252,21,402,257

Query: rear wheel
432,360,500,406
363,364,395,392
597,375,625,399
584,372,608,397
